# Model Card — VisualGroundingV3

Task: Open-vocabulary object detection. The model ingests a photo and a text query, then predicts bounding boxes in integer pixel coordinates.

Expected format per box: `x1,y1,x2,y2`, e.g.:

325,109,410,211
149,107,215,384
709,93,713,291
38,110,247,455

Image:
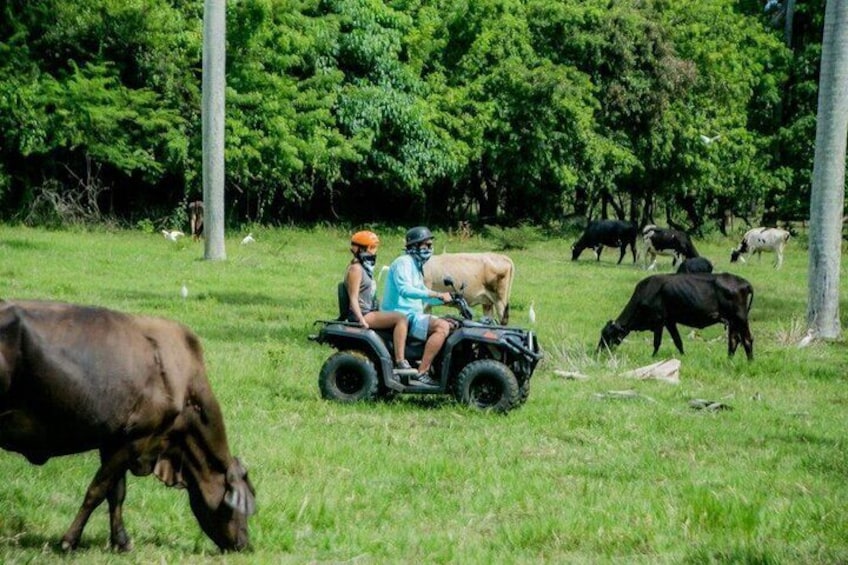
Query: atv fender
312,322,398,387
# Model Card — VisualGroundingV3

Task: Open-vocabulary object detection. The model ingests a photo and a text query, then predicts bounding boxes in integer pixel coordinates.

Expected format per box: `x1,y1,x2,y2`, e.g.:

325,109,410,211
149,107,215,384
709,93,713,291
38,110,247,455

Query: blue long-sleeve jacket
381,254,442,316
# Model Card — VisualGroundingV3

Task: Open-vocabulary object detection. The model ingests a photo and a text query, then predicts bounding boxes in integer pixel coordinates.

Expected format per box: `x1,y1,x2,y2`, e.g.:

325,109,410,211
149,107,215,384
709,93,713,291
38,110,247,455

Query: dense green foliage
0,1,829,229
0,225,847,563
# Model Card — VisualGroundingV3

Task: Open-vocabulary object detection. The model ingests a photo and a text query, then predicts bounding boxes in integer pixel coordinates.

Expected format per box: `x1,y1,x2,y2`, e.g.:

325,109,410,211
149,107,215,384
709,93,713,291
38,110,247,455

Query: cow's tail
502,257,516,325
746,285,755,313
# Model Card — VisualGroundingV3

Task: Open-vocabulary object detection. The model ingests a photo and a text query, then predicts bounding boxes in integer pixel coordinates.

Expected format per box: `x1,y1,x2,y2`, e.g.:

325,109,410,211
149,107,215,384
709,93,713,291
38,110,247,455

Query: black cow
676,256,714,274
597,273,754,359
571,220,638,264
0,300,256,552
642,225,699,270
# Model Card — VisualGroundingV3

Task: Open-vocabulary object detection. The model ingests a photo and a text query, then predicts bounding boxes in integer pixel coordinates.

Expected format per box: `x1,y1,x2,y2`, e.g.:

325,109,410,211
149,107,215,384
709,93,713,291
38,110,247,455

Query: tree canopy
0,0,831,230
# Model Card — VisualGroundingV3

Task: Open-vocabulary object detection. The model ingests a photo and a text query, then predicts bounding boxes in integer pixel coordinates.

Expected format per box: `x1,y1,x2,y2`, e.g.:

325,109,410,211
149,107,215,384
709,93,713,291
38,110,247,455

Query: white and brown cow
0,300,256,552
730,227,791,268
424,253,515,325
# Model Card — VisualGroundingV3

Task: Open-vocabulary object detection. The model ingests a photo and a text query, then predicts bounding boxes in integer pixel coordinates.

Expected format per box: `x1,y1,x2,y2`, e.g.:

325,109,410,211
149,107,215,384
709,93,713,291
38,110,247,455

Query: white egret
798,330,816,348
699,134,721,145
528,301,536,324
241,233,255,245
180,284,189,299
377,265,391,283
162,230,185,242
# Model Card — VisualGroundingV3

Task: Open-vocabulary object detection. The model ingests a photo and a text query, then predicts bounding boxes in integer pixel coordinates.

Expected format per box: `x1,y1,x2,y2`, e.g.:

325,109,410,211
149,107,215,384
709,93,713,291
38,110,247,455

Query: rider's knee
433,320,451,336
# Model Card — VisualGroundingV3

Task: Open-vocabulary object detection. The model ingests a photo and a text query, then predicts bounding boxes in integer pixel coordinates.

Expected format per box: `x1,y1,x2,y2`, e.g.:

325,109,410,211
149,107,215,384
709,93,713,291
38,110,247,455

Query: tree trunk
807,0,848,339
784,0,796,48
202,0,227,260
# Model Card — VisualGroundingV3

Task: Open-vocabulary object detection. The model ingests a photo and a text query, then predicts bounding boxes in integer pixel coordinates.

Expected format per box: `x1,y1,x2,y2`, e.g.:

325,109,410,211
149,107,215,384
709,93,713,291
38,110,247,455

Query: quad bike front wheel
318,351,379,403
455,359,520,413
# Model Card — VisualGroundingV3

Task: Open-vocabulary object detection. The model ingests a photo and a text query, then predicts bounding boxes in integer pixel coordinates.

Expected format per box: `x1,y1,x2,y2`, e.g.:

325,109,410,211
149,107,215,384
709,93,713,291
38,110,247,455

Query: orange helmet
351,230,379,248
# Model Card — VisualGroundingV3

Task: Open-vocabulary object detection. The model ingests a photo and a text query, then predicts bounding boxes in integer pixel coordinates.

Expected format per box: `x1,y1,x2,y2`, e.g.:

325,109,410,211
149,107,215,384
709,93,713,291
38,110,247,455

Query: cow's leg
742,323,754,360
666,323,685,354
102,447,132,552
630,242,637,264
491,301,509,325
652,327,664,356
776,247,784,269
61,450,130,551
594,245,603,261
727,326,740,357
617,244,626,264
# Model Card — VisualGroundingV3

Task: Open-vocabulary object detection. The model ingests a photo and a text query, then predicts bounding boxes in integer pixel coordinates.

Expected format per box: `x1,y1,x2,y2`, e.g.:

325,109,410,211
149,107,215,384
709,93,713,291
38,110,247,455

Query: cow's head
730,249,741,262
598,320,627,352
156,454,256,552
570,243,582,261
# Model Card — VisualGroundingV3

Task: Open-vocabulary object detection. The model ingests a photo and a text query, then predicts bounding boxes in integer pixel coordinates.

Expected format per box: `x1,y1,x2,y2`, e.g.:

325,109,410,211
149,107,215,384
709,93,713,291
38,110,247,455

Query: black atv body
309,278,543,413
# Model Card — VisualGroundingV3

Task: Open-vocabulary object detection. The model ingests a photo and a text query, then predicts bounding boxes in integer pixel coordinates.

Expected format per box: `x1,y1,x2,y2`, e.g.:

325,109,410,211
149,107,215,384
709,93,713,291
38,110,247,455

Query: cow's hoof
111,530,132,552
60,538,77,552
112,540,133,553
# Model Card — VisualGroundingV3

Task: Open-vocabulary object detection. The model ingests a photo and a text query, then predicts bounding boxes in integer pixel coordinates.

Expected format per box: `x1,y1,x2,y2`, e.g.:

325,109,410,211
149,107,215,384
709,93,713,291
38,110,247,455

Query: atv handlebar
442,276,475,320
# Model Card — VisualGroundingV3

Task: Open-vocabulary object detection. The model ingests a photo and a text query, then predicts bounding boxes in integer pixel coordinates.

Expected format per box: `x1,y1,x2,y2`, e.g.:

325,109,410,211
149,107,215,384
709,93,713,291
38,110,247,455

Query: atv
309,277,543,413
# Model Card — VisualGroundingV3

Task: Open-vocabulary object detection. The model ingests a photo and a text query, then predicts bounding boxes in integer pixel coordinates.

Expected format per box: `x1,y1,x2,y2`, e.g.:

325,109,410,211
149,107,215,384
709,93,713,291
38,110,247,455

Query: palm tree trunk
807,0,848,339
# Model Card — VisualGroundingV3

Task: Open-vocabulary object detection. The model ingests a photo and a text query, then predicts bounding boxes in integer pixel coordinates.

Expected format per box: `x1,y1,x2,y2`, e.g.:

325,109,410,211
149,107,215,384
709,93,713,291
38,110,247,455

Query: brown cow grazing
423,252,515,325
188,200,204,240
0,300,256,552
597,273,754,359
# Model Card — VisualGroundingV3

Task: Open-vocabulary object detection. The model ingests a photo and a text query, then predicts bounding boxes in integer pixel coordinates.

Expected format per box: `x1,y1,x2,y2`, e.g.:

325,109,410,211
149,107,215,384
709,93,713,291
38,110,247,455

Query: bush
483,224,542,250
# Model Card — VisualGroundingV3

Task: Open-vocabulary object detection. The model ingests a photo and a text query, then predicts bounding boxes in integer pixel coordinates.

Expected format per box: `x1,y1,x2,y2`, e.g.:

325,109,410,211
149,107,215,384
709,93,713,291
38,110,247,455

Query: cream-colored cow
423,252,515,325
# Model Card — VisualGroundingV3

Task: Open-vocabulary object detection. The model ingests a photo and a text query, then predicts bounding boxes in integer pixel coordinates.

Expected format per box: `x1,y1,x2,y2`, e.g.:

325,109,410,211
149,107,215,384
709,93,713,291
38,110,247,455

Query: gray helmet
405,226,434,247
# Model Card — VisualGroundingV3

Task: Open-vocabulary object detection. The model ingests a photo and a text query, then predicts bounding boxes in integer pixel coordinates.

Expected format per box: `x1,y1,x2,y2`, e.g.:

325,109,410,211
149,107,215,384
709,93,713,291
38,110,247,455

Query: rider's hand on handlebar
437,292,452,304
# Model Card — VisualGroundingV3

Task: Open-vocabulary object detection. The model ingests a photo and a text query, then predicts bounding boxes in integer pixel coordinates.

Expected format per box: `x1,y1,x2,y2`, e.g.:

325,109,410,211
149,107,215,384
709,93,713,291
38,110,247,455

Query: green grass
0,224,847,563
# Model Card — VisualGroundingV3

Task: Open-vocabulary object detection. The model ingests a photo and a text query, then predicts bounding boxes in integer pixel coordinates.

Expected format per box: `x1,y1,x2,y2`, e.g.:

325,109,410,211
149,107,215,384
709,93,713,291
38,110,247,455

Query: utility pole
202,0,226,260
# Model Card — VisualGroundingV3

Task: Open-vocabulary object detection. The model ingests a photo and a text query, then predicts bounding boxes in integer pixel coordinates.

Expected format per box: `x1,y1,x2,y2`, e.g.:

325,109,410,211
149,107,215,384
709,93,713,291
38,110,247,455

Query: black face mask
358,252,377,276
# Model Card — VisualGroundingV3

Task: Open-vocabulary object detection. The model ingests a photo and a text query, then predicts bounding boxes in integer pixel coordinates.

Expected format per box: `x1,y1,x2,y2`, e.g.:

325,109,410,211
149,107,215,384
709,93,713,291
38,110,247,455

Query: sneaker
413,373,438,386
394,360,418,376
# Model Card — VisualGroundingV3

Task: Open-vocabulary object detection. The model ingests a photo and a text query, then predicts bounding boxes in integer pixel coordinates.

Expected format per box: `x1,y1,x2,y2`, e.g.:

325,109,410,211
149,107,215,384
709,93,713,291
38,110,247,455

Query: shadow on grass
683,545,779,564
0,530,96,553
0,239,49,252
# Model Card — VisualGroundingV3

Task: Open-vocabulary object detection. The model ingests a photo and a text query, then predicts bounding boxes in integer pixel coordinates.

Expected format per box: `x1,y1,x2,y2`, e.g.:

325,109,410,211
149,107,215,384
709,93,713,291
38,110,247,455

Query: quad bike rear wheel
319,351,379,403
454,359,520,413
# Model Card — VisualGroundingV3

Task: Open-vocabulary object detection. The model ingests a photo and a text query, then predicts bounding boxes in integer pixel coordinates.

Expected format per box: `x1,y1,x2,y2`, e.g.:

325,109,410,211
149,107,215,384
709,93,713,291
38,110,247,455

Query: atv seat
337,281,350,321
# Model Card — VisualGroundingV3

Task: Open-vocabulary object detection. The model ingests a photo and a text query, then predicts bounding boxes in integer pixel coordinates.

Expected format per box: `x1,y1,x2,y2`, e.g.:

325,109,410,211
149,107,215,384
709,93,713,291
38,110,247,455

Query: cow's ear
224,458,257,516
154,456,187,489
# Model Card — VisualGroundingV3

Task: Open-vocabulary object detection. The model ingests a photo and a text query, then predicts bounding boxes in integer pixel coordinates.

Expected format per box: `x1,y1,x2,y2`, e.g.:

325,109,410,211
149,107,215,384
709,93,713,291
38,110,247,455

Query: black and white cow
598,273,754,359
642,225,699,270
571,220,638,264
730,227,791,269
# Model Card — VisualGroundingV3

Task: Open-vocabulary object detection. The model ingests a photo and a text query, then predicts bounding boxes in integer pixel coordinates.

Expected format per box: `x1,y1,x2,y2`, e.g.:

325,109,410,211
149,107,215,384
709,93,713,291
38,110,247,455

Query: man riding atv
381,226,454,386
310,227,543,413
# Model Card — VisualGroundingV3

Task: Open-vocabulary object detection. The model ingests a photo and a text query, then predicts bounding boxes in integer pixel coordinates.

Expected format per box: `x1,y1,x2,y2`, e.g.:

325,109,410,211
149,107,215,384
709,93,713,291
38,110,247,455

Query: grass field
0,223,846,564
